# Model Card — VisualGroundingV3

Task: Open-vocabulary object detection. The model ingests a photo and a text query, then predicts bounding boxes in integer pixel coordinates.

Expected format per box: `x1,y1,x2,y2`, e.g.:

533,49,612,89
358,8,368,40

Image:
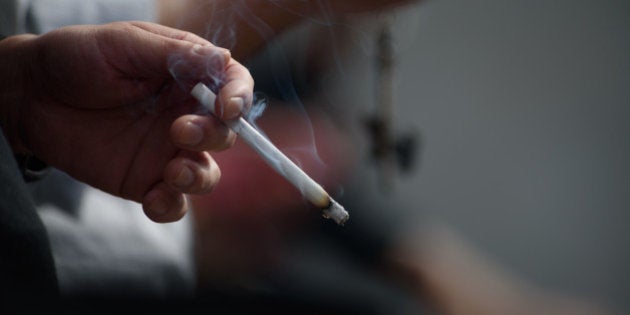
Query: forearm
0,34,37,154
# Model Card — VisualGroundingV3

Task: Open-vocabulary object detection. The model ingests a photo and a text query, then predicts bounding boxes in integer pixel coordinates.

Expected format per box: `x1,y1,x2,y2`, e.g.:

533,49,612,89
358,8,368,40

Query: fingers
128,21,209,45
101,21,232,81
216,60,255,120
89,22,254,223
163,151,221,195
142,182,188,223
170,114,236,151
99,21,254,120
167,44,232,90
143,151,220,222
173,51,254,121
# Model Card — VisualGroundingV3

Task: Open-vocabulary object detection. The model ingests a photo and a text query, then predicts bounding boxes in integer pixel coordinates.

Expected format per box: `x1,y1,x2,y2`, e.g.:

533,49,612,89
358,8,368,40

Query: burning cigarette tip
322,198,349,226
191,82,350,226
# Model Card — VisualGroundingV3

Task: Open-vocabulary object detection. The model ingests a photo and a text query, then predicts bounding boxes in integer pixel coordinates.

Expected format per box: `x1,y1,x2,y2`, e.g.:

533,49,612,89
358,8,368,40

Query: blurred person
180,2,619,314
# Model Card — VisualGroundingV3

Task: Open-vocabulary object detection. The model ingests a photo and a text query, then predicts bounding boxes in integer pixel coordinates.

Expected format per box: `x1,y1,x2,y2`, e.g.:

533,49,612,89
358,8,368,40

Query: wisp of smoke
167,1,422,186
244,92,268,127
180,0,333,169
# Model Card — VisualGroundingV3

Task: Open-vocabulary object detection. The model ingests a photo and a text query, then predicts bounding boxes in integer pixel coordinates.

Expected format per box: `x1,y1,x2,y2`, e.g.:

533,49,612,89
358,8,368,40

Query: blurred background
345,0,630,312
12,0,628,312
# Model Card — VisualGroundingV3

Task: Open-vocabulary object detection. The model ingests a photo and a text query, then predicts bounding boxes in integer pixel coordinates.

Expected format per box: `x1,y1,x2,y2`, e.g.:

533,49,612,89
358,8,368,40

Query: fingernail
217,48,231,60
174,166,194,188
147,195,169,216
181,121,203,146
192,44,215,56
193,45,231,64
226,97,245,119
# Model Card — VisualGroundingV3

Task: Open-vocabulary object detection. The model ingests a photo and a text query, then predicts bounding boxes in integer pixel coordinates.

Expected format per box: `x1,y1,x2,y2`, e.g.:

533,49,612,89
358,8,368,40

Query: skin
0,21,254,222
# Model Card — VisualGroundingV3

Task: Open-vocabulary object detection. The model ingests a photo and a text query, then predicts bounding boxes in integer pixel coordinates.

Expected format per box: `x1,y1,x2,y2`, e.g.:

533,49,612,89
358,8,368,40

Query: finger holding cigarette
191,83,349,225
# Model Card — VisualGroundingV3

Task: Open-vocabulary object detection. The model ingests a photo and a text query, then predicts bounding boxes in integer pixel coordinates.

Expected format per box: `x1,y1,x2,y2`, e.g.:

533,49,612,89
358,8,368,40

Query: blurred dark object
366,23,420,190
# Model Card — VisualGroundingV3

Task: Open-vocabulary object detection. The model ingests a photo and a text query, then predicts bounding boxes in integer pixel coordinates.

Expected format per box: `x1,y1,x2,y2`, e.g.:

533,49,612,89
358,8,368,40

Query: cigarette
191,83,349,225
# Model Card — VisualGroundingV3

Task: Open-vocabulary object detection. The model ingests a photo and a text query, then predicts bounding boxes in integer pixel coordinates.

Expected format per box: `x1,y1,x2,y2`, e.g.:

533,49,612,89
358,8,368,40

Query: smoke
244,92,268,127
167,1,423,190
173,0,331,169
167,44,227,94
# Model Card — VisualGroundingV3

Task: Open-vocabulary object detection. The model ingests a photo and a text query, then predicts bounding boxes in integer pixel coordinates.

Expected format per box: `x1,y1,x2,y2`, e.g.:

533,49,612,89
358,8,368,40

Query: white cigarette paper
191,83,349,225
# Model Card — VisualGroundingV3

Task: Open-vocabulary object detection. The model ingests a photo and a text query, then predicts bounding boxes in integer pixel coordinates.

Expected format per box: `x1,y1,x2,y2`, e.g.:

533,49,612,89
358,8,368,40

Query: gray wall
388,0,630,311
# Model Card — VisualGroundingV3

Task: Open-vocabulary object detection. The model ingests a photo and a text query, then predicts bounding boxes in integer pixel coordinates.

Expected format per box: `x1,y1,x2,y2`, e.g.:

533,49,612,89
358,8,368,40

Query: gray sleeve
1,0,157,37
0,0,22,38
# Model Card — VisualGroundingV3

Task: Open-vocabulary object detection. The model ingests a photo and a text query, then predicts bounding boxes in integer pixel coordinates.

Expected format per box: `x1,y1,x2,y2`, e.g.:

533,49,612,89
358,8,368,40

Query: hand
0,21,254,222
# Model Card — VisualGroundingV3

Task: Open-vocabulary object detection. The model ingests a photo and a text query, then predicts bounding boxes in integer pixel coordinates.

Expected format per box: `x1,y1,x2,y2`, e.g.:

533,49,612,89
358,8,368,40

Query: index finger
215,59,255,120
129,21,209,45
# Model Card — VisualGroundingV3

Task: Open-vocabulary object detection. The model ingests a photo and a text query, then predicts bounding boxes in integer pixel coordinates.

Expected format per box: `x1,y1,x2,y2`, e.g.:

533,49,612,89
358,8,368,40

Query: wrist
0,34,38,154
